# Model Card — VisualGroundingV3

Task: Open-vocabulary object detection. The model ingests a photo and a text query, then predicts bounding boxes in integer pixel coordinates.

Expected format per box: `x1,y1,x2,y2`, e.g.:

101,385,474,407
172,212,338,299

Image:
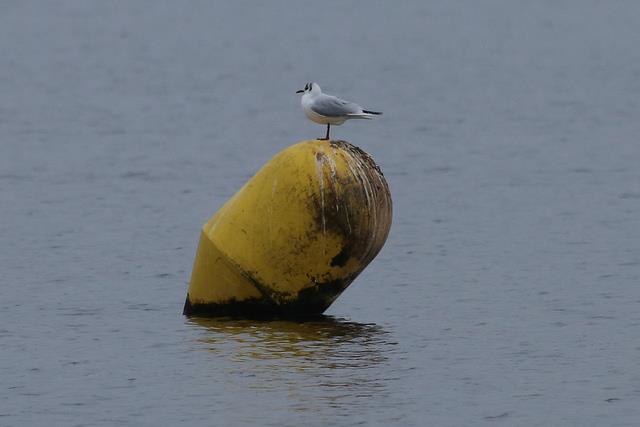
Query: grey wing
310,95,362,117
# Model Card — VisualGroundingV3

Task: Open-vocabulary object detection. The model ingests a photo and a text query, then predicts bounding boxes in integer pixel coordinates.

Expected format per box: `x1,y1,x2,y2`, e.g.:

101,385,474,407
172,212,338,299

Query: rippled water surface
3,1,640,426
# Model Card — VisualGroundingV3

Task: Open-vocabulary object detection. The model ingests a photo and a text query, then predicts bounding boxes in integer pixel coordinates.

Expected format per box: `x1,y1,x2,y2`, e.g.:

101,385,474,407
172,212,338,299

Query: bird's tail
347,114,373,120
348,110,383,120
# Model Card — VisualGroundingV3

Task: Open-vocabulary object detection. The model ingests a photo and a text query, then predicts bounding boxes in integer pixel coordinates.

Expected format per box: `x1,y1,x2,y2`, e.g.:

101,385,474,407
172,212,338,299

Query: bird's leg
323,123,330,140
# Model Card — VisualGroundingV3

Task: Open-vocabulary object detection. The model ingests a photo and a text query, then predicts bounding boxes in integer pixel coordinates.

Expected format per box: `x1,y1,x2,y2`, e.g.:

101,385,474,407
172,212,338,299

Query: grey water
2,1,640,425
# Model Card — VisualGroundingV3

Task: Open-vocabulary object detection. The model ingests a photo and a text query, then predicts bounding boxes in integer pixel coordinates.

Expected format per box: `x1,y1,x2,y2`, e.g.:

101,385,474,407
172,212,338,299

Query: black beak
295,89,304,94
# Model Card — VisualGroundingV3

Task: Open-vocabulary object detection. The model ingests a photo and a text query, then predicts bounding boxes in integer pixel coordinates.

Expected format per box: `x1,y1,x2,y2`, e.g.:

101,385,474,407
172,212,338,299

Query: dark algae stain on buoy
183,140,392,317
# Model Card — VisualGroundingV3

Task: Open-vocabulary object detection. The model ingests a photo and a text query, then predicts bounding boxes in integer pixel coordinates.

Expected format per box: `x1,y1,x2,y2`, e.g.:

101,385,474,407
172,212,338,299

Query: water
2,1,640,425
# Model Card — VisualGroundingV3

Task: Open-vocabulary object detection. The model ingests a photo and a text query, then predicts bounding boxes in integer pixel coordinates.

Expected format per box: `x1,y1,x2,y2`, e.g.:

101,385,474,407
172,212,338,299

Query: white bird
296,82,382,140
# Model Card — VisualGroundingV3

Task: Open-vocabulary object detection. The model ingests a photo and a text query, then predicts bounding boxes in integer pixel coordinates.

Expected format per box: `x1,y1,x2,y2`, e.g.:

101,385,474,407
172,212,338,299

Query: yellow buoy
183,140,392,317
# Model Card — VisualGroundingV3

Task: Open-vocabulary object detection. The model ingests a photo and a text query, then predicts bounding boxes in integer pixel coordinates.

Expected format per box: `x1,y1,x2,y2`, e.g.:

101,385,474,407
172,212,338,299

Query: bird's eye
305,84,309,91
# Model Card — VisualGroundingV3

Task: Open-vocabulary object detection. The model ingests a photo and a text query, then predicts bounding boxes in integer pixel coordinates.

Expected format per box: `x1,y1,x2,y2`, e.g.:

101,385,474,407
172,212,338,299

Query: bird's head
296,82,320,95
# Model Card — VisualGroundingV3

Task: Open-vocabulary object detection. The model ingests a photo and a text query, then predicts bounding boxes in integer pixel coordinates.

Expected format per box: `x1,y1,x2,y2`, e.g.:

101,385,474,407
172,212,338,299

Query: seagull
296,83,382,140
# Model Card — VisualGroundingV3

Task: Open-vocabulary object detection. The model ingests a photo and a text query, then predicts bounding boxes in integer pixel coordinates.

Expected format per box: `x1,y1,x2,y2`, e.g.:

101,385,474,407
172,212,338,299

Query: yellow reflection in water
186,316,396,405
